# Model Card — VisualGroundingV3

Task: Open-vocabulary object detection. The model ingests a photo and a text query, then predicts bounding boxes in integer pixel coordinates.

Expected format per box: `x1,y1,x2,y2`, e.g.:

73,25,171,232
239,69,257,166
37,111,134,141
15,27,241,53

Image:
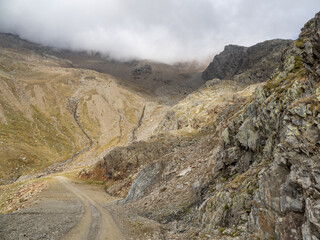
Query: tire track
56,176,123,240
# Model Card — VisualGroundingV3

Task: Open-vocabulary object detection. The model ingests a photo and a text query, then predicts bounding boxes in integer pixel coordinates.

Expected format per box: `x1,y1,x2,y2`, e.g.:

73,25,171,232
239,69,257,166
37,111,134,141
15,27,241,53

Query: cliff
199,11,320,239
202,39,292,83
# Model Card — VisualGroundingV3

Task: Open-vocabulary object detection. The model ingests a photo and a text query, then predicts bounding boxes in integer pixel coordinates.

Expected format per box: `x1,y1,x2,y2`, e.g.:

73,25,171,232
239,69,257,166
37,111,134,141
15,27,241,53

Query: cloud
0,0,319,63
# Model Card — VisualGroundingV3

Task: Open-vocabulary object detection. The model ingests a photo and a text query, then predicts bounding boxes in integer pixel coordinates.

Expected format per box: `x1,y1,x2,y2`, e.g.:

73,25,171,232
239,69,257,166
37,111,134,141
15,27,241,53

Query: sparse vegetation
295,39,305,49
0,43,152,184
1,10,320,239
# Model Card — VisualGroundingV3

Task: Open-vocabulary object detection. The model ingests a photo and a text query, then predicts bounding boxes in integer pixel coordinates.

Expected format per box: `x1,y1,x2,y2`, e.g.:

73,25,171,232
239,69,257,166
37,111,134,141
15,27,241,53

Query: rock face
202,39,292,83
78,137,181,197
200,11,320,239
131,63,153,79
124,161,165,202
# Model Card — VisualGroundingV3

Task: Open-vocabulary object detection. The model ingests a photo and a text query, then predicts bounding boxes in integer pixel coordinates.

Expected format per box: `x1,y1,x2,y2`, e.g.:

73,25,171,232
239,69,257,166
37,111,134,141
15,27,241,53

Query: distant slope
0,39,168,184
0,33,205,105
55,50,205,101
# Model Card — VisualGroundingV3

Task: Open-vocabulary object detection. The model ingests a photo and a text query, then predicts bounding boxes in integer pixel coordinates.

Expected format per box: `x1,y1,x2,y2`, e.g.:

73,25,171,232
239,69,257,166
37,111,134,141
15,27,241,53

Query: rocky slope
82,11,320,240
202,39,292,83
80,63,261,238
198,11,320,239
154,79,258,136
55,53,205,104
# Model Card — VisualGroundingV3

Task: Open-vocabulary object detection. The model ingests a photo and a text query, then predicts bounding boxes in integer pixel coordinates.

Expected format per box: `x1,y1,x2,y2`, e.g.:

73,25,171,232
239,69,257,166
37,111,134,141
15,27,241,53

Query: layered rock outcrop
78,135,183,197
200,11,320,239
202,39,292,83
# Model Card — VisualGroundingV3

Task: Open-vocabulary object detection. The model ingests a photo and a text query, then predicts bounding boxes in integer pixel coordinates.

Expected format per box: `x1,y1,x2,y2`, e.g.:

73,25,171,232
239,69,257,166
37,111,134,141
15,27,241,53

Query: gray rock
125,162,164,203
236,118,259,151
201,11,320,239
202,39,292,83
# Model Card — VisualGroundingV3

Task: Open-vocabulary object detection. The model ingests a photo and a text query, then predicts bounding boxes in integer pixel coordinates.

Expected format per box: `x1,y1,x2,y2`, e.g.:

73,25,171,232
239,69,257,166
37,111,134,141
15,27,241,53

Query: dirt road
0,176,123,240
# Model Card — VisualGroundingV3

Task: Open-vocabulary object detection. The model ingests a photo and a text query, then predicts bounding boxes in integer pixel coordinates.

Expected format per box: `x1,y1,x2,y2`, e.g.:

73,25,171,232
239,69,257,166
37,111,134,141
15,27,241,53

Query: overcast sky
0,0,319,63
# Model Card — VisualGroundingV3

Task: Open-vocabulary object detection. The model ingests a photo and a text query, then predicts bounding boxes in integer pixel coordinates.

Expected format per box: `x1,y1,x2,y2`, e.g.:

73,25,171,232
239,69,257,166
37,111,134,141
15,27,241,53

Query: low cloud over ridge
0,0,319,63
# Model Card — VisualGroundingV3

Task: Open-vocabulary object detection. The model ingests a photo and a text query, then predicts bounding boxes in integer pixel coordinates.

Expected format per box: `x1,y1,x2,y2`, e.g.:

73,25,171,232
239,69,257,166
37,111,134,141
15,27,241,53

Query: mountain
202,39,292,83
53,51,205,104
81,11,320,239
199,12,320,239
0,34,185,184
0,33,205,105
1,11,320,240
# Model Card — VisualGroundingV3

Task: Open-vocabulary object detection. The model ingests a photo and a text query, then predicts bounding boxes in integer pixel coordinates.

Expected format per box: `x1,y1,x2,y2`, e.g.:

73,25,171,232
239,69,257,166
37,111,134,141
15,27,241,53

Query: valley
0,34,180,184
1,10,320,240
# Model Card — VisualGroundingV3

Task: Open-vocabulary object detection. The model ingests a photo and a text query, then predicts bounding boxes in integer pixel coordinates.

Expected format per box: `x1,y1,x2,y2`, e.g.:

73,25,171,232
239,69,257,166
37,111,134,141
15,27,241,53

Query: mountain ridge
0,33,205,104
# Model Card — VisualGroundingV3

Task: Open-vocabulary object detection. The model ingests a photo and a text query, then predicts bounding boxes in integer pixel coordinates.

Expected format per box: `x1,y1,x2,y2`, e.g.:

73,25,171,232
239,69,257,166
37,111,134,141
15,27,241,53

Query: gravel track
0,176,123,240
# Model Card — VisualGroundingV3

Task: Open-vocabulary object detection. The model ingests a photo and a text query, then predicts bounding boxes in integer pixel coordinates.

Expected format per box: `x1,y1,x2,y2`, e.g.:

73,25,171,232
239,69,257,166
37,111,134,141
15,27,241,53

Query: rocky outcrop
124,161,165,202
202,39,292,83
199,11,320,239
78,136,182,197
154,79,258,135
131,64,153,80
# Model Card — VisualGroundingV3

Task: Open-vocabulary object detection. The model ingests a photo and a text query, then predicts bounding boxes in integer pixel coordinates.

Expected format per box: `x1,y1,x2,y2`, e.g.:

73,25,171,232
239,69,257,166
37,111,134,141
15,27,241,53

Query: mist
0,0,319,63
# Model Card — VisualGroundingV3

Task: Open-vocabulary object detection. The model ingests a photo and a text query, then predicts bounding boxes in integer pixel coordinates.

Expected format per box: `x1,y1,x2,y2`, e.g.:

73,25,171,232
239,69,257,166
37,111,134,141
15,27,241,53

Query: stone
202,39,292,83
178,167,191,177
125,162,164,203
236,119,259,151
221,127,230,145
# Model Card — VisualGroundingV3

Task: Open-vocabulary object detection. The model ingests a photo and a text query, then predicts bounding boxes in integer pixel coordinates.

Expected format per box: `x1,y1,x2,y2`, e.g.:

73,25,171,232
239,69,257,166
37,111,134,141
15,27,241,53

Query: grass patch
295,39,305,49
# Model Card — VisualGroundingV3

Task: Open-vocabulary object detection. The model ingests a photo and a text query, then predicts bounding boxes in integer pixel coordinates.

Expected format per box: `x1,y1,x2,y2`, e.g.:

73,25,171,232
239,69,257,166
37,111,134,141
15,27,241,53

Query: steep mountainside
79,80,259,198
82,12,320,239
200,12,320,239
202,39,292,83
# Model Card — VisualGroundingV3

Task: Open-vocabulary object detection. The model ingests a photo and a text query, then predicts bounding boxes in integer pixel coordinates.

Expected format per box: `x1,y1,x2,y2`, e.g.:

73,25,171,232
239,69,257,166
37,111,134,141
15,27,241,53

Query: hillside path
0,176,123,240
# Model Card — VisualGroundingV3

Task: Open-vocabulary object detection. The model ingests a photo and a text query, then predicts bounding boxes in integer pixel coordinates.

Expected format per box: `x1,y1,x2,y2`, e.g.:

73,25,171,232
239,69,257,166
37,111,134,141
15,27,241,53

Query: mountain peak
202,39,292,83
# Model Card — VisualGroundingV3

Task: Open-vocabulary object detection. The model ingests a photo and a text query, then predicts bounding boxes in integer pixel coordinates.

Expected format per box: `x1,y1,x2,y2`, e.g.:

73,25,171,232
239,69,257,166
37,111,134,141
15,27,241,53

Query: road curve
55,176,123,240
0,176,123,240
